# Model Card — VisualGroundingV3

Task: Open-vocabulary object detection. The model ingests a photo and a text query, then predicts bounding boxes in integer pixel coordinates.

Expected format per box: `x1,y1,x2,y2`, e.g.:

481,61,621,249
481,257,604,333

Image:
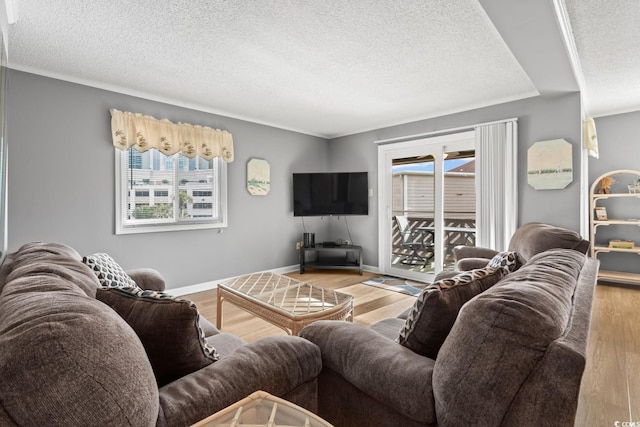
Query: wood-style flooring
575,282,640,425
186,271,639,426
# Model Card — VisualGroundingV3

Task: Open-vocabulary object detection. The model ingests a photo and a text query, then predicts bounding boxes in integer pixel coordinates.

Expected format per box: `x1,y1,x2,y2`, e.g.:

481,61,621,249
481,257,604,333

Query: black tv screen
293,172,368,216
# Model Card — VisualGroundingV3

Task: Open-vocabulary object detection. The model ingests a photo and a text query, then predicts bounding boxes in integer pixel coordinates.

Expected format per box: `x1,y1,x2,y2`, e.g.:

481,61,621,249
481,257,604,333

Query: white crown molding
7,63,328,139
9,63,539,142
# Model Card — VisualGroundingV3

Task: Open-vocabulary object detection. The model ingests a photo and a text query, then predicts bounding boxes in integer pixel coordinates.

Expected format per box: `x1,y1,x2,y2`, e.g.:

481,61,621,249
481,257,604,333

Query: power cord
344,216,354,246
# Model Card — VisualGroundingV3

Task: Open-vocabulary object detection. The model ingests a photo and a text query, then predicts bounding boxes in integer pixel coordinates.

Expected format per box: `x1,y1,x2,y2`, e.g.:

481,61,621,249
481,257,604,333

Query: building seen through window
117,147,225,232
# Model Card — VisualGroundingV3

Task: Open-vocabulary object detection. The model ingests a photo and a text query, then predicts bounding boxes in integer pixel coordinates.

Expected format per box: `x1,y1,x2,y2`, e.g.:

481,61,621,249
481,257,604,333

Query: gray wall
7,70,330,289
6,70,585,288
328,93,583,266
590,111,640,273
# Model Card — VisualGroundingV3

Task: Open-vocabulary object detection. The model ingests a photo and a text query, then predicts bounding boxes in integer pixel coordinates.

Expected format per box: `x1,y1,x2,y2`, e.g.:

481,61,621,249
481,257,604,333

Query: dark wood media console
299,244,363,275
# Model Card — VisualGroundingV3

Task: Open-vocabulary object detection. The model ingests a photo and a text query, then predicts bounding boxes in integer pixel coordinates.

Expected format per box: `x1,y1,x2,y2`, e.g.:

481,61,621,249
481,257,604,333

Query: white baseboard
169,264,379,297
169,264,299,296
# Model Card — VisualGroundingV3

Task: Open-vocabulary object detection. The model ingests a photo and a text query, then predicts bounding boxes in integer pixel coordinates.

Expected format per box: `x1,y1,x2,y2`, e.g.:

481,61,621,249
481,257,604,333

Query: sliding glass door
378,132,475,282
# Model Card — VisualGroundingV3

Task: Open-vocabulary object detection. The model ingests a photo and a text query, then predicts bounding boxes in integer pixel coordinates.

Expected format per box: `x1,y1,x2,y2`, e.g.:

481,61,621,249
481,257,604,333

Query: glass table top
221,272,352,316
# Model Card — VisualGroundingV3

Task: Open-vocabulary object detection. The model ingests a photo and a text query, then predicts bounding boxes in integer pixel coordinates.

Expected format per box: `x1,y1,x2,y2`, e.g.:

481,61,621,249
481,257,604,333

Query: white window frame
115,149,228,234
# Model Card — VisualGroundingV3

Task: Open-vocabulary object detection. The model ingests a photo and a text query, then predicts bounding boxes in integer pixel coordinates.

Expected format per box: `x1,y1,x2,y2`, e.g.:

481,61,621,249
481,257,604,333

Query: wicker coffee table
216,272,353,336
192,390,333,426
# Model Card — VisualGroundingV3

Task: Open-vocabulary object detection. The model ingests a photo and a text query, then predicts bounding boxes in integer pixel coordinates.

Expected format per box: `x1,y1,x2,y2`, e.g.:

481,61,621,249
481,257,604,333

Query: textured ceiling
564,0,640,117
4,1,638,138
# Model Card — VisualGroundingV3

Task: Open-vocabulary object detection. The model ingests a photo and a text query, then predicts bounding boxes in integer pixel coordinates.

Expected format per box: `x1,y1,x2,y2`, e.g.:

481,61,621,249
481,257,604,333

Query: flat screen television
293,172,368,217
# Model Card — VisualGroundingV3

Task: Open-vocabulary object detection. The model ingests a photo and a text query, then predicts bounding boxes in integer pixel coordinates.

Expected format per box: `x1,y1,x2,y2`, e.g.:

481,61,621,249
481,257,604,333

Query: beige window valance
110,109,234,162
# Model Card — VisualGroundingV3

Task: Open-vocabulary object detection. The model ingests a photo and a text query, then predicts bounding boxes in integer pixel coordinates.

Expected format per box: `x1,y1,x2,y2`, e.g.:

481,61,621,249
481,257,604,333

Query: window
116,148,227,234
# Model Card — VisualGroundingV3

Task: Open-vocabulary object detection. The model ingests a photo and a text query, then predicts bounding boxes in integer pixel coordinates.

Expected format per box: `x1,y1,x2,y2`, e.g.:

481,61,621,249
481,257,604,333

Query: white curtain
110,109,234,162
475,120,518,251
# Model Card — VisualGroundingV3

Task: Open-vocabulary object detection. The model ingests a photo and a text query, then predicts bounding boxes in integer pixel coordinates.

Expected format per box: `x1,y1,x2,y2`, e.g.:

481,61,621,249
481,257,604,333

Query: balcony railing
392,215,476,264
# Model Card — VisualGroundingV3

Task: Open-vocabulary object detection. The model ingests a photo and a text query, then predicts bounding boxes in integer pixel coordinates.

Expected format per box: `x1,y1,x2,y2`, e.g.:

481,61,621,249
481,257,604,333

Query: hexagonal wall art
247,158,270,196
527,139,573,190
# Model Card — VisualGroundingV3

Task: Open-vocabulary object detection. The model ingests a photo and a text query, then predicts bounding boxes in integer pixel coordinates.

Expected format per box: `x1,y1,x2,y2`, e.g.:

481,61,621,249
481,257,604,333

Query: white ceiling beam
478,0,579,96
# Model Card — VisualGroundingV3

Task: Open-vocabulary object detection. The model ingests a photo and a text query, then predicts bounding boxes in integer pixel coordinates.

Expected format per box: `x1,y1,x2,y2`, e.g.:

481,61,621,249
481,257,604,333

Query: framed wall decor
247,158,270,196
527,139,573,190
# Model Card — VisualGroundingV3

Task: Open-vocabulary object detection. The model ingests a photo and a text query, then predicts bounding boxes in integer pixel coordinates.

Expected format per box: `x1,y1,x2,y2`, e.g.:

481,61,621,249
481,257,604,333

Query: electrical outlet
296,241,302,250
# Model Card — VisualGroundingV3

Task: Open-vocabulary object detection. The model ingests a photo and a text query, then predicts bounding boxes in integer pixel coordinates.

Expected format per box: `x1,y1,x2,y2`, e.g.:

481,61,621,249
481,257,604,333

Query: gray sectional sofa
0,242,321,427
0,222,599,427
301,248,599,426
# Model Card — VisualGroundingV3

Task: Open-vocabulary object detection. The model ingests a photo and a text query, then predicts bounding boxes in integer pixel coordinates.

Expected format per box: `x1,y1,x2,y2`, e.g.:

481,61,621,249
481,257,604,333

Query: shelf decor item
595,206,608,220
597,176,615,194
628,179,640,194
609,240,635,249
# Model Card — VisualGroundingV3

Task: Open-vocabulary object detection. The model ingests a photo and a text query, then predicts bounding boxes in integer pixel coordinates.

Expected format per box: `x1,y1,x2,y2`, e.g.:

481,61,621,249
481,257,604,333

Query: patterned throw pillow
397,266,509,359
487,251,519,272
96,286,219,386
82,253,137,289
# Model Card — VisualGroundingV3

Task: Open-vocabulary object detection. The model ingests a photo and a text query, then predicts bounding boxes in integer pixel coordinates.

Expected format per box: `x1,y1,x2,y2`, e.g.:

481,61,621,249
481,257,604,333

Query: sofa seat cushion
157,335,322,427
398,263,509,359
300,321,437,424
199,315,221,338
433,249,587,426
97,287,219,387
206,333,246,358
0,245,158,426
370,317,405,340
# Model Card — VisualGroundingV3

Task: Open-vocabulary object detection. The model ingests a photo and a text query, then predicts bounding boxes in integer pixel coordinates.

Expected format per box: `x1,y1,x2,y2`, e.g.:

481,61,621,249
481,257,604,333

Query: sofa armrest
456,258,492,271
127,268,166,292
433,270,461,281
452,245,498,261
156,336,321,427
300,321,436,424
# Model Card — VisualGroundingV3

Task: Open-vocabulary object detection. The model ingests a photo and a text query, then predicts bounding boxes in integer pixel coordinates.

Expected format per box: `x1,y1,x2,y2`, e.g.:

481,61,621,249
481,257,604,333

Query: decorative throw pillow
96,287,219,386
487,251,519,272
82,253,137,289
397,266,509,359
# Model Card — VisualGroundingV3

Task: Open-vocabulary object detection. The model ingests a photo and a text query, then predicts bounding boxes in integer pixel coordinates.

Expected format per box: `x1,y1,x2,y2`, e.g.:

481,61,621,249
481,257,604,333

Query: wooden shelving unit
589,169,640,285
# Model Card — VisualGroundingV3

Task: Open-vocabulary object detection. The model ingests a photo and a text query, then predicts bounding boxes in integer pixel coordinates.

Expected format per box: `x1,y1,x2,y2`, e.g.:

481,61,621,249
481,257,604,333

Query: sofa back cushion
432,249,588,426
508,222,590,262
97,287,219,386
2,242,101,297
0,243,158,426
397,260,511,359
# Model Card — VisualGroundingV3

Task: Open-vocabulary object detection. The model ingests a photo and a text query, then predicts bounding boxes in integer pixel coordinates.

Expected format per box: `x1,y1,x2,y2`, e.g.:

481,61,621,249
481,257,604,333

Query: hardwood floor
188,270,416,342
575,282,640,425
186,271,639,426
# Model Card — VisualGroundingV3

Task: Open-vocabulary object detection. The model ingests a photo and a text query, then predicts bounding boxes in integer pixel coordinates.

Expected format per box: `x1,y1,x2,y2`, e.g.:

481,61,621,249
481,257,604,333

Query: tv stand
299,244,363,275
